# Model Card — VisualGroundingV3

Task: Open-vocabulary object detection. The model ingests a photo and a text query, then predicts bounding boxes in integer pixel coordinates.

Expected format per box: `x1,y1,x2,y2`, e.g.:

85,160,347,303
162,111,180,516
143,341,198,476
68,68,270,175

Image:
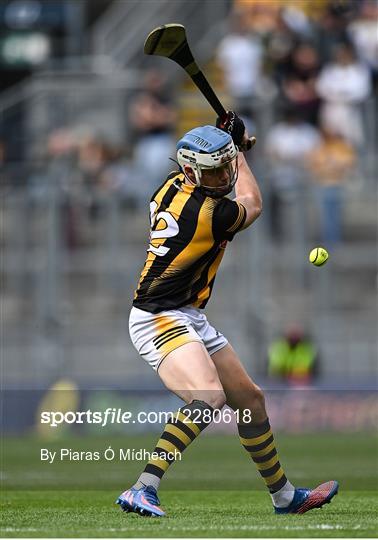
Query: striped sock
238,418,294,506
134,400,213,491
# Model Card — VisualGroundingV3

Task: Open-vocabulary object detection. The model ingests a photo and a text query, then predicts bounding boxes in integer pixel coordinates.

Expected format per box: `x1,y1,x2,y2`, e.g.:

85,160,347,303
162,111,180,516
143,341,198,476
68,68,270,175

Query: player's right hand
216,111,256,151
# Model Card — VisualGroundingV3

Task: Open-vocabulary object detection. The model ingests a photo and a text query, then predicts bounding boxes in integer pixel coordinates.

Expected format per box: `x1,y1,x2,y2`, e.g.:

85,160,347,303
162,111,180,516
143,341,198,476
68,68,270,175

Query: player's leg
133,341,225,490
118,316,226,516
211,343,338,513
158,340,226,406
211,343,294,507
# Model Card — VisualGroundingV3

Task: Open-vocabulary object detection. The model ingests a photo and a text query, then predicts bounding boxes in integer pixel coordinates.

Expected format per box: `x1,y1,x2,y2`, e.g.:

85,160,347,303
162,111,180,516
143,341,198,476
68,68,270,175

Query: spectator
45,129,132,249
0,139,9,195
234,0,333,37
216,9,263,117
76,134,112,220
307,123,356,246
266,108,320,161
45,128,82,250
347,0,378,88
281,42,321,124
233,0,281,37
265,11,299,88
313,0,356,63
315,42,371,147
280,3,313,38
98,148,135,206
265,108,321,241
128,69,177,204
268,324,319,385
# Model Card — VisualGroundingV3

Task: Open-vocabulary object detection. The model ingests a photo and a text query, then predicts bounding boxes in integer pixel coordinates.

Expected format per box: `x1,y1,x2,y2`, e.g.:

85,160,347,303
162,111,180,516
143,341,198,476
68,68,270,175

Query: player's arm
216,111,262,229
212,155,261,240
234,151,262,229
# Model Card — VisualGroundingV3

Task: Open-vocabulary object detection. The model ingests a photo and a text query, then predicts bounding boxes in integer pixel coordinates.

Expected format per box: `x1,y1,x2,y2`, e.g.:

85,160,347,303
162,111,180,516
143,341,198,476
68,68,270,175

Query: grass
1,433,377,537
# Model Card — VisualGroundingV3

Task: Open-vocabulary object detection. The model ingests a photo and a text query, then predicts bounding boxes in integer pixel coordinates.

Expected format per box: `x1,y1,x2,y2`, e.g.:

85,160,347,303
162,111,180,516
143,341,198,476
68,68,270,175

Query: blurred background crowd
1,0,377,401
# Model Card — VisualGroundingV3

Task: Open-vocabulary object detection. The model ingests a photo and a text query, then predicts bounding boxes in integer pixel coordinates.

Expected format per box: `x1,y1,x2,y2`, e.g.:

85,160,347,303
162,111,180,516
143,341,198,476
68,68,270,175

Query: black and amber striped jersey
133,171,247,313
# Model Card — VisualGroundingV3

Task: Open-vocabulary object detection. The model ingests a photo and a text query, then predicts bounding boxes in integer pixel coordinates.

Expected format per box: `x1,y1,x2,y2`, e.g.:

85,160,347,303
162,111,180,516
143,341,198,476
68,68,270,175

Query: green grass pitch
1,433,377,537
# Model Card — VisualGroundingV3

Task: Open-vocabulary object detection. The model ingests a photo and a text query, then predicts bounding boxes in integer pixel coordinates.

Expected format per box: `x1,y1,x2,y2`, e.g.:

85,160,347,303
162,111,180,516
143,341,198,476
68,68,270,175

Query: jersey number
148,201,179,256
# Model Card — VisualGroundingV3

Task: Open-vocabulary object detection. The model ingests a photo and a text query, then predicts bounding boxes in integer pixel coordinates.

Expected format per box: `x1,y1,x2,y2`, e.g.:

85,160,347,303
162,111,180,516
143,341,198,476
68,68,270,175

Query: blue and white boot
116,485,165,517
275,480,339,514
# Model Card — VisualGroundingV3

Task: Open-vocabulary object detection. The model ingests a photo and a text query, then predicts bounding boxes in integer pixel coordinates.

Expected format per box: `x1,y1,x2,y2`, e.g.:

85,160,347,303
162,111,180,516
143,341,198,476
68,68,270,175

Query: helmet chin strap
193,165,202,186
169,159,199,188
182,165,201,187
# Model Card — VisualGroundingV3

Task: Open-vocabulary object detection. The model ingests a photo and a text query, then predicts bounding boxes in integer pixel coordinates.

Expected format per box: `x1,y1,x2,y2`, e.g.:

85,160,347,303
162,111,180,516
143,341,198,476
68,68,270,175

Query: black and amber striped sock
134,400,213,491
238,418,289,494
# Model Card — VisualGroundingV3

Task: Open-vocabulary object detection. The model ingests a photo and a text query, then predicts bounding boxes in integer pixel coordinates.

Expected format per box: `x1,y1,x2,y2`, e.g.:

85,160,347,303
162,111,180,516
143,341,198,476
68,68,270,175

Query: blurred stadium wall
1,0,377,433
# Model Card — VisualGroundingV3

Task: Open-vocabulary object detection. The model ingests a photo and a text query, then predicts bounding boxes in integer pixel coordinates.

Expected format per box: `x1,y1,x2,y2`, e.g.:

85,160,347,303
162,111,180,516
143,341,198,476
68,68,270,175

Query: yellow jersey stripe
155,197,215,282
194,249,224,306
145,186,194,294
227,202,246,232
135,178,177,295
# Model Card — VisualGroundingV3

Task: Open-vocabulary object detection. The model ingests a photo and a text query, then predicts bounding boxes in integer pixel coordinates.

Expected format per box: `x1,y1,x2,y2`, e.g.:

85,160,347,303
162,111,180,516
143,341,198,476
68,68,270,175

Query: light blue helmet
177,125,238,198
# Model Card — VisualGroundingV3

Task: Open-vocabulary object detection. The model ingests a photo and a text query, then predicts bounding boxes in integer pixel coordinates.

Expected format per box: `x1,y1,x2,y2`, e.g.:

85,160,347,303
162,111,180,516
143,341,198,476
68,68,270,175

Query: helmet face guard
176,126,239,198
196,154,239,198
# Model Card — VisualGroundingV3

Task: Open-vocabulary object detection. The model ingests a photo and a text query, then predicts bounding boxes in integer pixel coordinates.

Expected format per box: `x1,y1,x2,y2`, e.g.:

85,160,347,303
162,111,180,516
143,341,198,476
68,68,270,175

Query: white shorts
129,305,228,371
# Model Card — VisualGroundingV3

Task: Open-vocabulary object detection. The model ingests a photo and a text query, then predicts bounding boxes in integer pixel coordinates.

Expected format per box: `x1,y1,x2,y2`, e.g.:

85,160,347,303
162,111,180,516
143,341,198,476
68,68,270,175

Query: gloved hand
216,111,256,151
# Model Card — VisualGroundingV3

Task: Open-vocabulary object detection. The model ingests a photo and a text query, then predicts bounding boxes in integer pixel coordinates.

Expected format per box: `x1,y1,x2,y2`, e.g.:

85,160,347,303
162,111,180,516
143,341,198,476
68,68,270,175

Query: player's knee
247,383,265,415
250,384,265,411
192,388,226,410
208,388,226,410
237,380,265,411
200,372,226,409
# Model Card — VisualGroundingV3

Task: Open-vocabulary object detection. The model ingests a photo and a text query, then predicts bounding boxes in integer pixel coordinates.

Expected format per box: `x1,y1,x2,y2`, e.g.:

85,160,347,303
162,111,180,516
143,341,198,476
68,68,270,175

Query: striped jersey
133,171,246,313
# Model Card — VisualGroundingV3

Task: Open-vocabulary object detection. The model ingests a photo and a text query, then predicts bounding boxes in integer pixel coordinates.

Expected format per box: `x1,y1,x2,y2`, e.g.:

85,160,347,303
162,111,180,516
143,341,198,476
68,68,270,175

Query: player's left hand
239,133,256,152
216,111,256,151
